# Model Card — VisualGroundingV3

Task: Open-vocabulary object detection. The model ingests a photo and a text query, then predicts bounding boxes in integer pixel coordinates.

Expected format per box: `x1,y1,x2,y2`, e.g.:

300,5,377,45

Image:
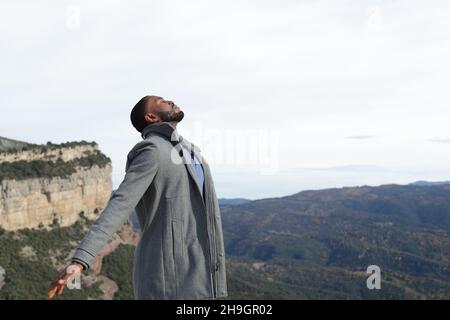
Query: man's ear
145,113,159,124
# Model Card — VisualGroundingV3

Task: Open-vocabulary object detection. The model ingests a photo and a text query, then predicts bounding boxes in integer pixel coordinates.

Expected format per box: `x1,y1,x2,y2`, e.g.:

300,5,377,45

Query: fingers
48,264,83,300
57,283,65,296
48,273,70,299
48,279,64,299
48,281,66,299
48,286,58,299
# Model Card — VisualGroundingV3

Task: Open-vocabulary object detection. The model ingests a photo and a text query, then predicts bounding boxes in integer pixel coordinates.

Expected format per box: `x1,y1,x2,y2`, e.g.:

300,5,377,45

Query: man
48,95,227,300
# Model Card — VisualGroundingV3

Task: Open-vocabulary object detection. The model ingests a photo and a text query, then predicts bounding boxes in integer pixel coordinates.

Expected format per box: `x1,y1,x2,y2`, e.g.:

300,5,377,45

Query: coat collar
141,122,202,153
141,122,205,200
141,122,182,143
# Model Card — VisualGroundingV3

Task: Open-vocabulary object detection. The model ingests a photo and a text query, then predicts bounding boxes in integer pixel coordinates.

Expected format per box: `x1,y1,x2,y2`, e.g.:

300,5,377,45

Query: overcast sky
1,0,450,199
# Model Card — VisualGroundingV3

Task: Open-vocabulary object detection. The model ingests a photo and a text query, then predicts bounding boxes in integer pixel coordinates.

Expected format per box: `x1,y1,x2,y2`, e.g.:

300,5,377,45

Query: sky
1,0,450,199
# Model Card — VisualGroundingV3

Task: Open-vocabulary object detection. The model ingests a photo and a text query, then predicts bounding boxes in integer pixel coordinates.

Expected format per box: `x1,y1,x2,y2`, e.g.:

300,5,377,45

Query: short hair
130,96,152,133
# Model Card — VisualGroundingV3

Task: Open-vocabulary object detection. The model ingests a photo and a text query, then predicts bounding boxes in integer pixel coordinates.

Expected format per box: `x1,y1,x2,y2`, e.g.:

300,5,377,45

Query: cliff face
0,138,112,230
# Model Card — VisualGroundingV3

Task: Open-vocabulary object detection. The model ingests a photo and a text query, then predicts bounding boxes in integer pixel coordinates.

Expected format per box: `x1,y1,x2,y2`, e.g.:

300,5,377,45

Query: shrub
0,151,111,182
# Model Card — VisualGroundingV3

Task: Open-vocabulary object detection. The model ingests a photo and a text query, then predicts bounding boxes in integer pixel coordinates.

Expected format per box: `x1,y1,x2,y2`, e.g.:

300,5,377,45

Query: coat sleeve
71,142,159,270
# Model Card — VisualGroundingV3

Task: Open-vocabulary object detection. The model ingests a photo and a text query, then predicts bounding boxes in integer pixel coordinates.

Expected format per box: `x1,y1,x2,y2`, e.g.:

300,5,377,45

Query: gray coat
71,122,228,300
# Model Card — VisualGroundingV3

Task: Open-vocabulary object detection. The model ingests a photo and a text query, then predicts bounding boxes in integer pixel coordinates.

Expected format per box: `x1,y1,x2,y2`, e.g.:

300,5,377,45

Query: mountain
2,141,450,300
409,180,450,186
220,184,450,299
218,198,252,206
0,138,112,230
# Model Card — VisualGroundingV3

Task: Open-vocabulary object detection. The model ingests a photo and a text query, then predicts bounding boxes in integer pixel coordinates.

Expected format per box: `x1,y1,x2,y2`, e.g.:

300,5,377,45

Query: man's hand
47,262,84,299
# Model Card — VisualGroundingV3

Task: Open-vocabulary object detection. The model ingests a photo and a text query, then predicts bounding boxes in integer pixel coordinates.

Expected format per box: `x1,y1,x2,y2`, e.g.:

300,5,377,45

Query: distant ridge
409,180,450,186
0,136,31,152
218,198,252,206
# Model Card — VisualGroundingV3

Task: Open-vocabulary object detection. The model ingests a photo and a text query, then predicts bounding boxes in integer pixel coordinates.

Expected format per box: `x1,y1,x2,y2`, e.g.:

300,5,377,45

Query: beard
155,110,185,123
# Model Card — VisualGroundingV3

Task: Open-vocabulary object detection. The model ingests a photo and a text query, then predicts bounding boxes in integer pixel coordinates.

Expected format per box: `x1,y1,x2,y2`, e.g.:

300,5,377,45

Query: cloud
1,0,450,197
303,164,388,173
428,137,450,144
346,135,376,140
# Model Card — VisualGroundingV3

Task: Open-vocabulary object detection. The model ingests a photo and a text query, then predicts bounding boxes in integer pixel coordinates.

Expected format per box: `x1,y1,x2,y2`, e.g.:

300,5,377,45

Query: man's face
145,96,184,124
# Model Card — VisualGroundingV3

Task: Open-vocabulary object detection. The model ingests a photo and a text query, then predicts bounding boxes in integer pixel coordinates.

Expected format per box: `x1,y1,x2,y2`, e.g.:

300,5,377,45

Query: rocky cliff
0,137,112,231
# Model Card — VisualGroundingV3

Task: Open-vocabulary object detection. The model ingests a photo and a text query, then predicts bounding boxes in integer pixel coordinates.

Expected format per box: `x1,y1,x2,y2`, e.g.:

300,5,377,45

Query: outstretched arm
48,142,159,299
